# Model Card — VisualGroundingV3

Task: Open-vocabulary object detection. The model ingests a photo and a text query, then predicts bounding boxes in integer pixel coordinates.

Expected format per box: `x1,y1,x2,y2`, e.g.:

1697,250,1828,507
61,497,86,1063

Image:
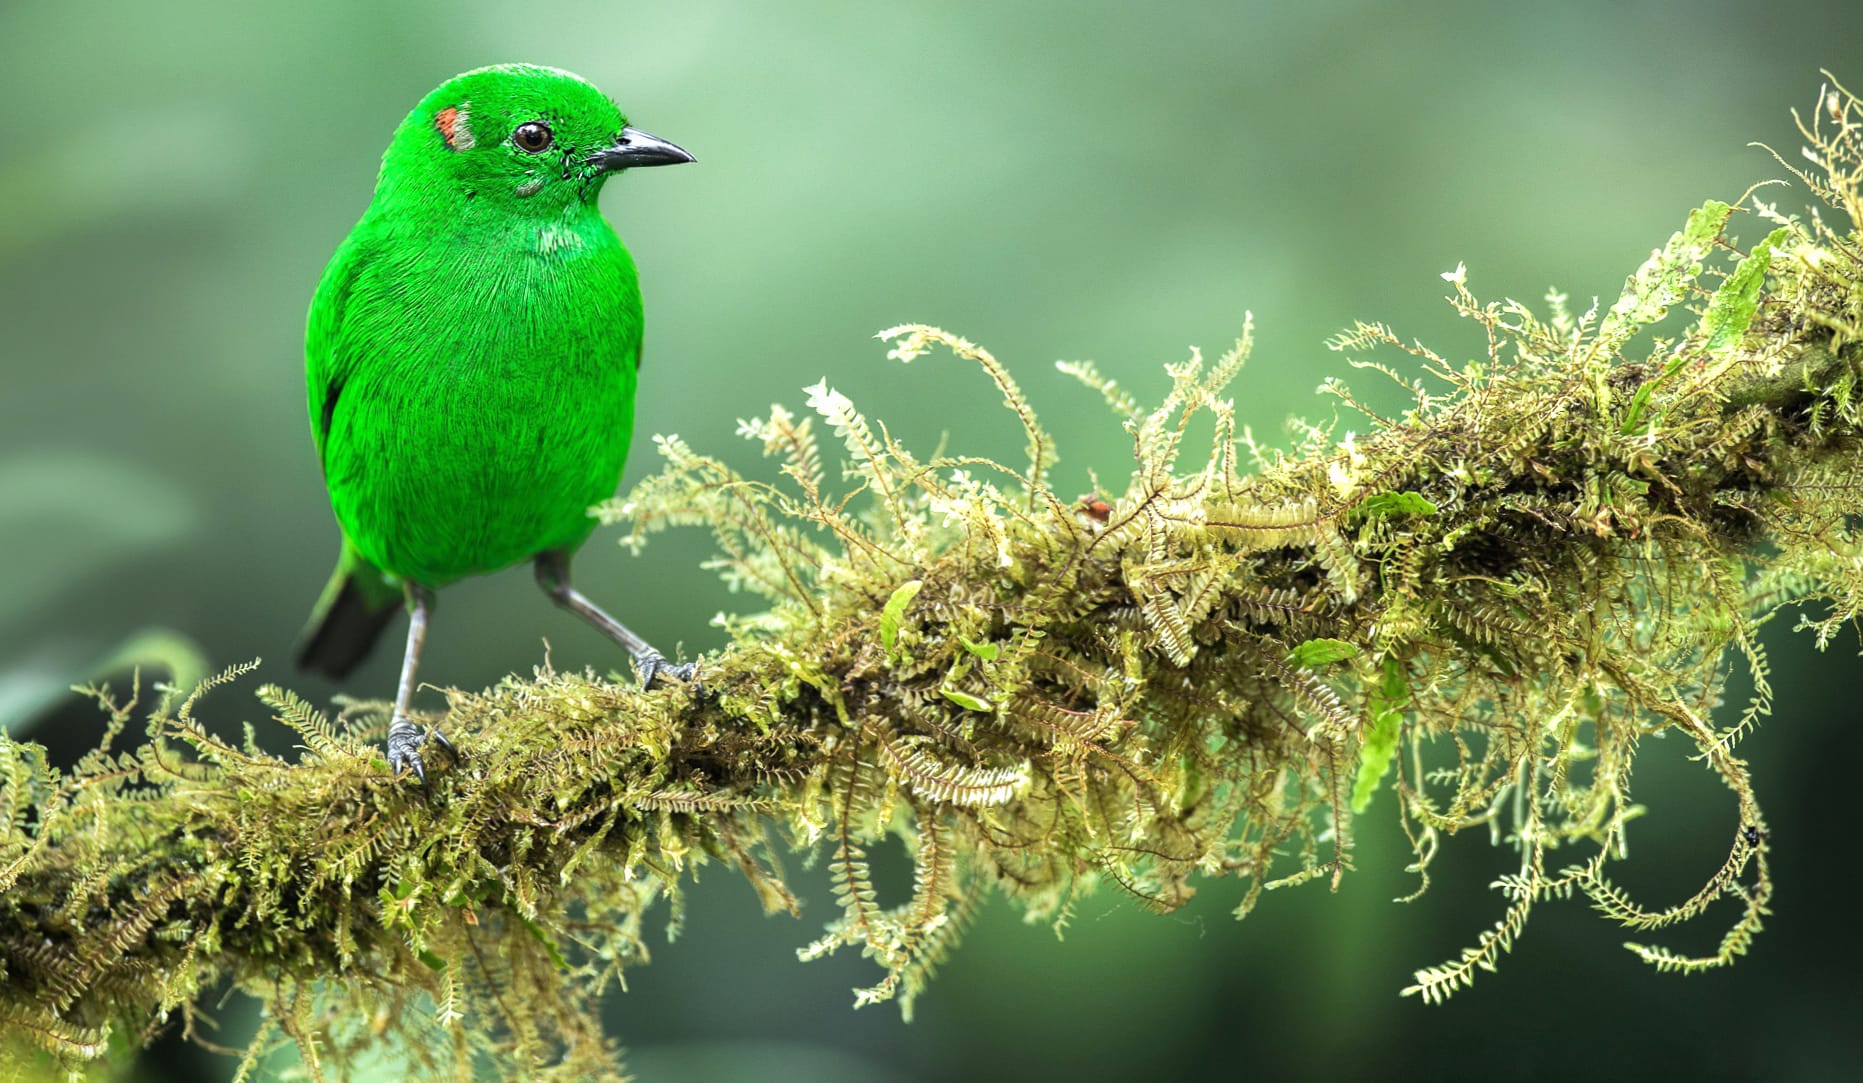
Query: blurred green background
4,1,1862,1080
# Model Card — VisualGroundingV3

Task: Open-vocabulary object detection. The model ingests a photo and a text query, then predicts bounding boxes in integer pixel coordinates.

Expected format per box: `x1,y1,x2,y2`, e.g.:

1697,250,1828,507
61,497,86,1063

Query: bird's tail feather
296,547,403,679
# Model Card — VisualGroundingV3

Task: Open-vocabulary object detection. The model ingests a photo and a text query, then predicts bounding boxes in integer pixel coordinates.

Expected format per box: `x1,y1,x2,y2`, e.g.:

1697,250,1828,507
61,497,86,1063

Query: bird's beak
585,127,696,172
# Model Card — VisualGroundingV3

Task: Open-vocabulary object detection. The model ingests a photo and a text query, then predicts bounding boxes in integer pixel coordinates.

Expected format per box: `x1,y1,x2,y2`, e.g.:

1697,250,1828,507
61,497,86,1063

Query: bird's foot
637,651,703,696
387,717,453,784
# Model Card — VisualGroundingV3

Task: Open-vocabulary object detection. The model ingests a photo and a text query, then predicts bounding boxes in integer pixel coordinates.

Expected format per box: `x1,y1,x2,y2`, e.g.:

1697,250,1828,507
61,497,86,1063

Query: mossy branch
8,79,1863,1080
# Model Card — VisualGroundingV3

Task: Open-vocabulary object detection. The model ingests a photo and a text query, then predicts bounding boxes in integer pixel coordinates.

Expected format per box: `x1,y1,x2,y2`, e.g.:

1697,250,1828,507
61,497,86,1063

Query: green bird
296,64,697,782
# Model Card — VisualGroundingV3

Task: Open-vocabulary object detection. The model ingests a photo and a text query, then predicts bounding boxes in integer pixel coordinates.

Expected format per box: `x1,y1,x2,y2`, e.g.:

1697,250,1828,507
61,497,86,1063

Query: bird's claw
387,718,450,784
638,652,703,696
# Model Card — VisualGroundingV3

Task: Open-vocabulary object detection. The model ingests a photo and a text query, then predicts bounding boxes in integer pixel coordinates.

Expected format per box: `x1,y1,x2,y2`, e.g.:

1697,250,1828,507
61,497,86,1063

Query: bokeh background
4,1,1862,1079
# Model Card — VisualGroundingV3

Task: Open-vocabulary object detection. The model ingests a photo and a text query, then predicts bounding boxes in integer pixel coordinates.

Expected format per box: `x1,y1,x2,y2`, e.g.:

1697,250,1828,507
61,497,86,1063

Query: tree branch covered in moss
8,80,1863,1081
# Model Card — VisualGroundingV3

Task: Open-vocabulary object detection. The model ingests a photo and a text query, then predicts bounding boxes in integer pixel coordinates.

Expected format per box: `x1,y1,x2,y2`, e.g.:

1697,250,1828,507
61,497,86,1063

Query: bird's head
375,64,693,214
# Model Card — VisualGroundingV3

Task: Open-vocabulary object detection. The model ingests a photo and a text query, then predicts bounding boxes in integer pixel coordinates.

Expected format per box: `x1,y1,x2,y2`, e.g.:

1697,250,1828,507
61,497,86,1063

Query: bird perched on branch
295,64,697,781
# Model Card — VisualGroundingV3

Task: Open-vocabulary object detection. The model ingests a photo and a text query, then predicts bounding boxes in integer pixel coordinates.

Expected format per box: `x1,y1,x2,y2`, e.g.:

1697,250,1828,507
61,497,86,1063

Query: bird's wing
304,234,373,473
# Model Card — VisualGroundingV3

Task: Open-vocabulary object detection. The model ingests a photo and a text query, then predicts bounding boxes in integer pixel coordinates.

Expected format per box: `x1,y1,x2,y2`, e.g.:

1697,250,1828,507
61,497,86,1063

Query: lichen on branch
7,78,1863,1081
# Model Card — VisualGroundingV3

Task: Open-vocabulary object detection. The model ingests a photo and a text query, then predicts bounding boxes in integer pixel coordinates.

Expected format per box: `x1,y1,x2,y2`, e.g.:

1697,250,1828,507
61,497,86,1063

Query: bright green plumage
310,65,643,586
297,64,695,779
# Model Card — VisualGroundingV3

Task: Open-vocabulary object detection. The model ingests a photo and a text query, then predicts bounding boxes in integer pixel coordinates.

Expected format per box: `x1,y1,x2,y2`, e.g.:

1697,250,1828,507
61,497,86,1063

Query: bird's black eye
513,122,553,153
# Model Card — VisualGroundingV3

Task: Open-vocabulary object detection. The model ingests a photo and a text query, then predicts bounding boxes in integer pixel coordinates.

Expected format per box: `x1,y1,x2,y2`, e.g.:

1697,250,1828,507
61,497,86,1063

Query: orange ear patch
434,104,474,150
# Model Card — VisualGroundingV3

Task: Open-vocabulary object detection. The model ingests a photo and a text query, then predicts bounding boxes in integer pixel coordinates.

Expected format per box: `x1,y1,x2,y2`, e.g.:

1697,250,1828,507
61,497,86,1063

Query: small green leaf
960,637,999,661
1702,226,1789,356
1627,223,1790,436
1352,659,1410,812
518,913,570,970
417,949,447,972
879,579,923,653
1680,199,1735,249
1598,199,1732,352
1619,381,1658,435
1356,490,1438,519
940,686,995,712
1288,638,1359,668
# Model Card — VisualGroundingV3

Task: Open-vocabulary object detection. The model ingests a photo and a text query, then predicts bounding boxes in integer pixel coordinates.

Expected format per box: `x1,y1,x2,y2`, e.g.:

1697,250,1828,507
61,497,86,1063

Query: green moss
8,78,1863,1080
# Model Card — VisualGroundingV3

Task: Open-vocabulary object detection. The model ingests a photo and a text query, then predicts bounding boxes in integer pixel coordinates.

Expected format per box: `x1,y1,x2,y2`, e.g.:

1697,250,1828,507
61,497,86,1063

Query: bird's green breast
311,210,642,586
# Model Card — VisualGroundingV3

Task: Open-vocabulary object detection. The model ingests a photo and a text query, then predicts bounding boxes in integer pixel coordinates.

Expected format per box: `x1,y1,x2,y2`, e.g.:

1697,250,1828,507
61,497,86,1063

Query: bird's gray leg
535,550,700,690
386,583,452,782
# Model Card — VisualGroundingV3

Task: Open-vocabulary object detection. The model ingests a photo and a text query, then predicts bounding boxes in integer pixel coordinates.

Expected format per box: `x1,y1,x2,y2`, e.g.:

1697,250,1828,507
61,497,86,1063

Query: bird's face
378,64,692,214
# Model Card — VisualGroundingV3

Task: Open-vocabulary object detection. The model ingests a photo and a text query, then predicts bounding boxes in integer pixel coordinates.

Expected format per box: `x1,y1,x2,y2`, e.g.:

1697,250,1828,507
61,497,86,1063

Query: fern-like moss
7,76,1863,1081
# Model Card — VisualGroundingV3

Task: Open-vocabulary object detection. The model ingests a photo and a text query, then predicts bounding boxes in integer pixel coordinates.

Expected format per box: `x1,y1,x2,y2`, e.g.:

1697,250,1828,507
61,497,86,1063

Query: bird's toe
665,661,704,697
638,653,702,695
386,720,448,784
